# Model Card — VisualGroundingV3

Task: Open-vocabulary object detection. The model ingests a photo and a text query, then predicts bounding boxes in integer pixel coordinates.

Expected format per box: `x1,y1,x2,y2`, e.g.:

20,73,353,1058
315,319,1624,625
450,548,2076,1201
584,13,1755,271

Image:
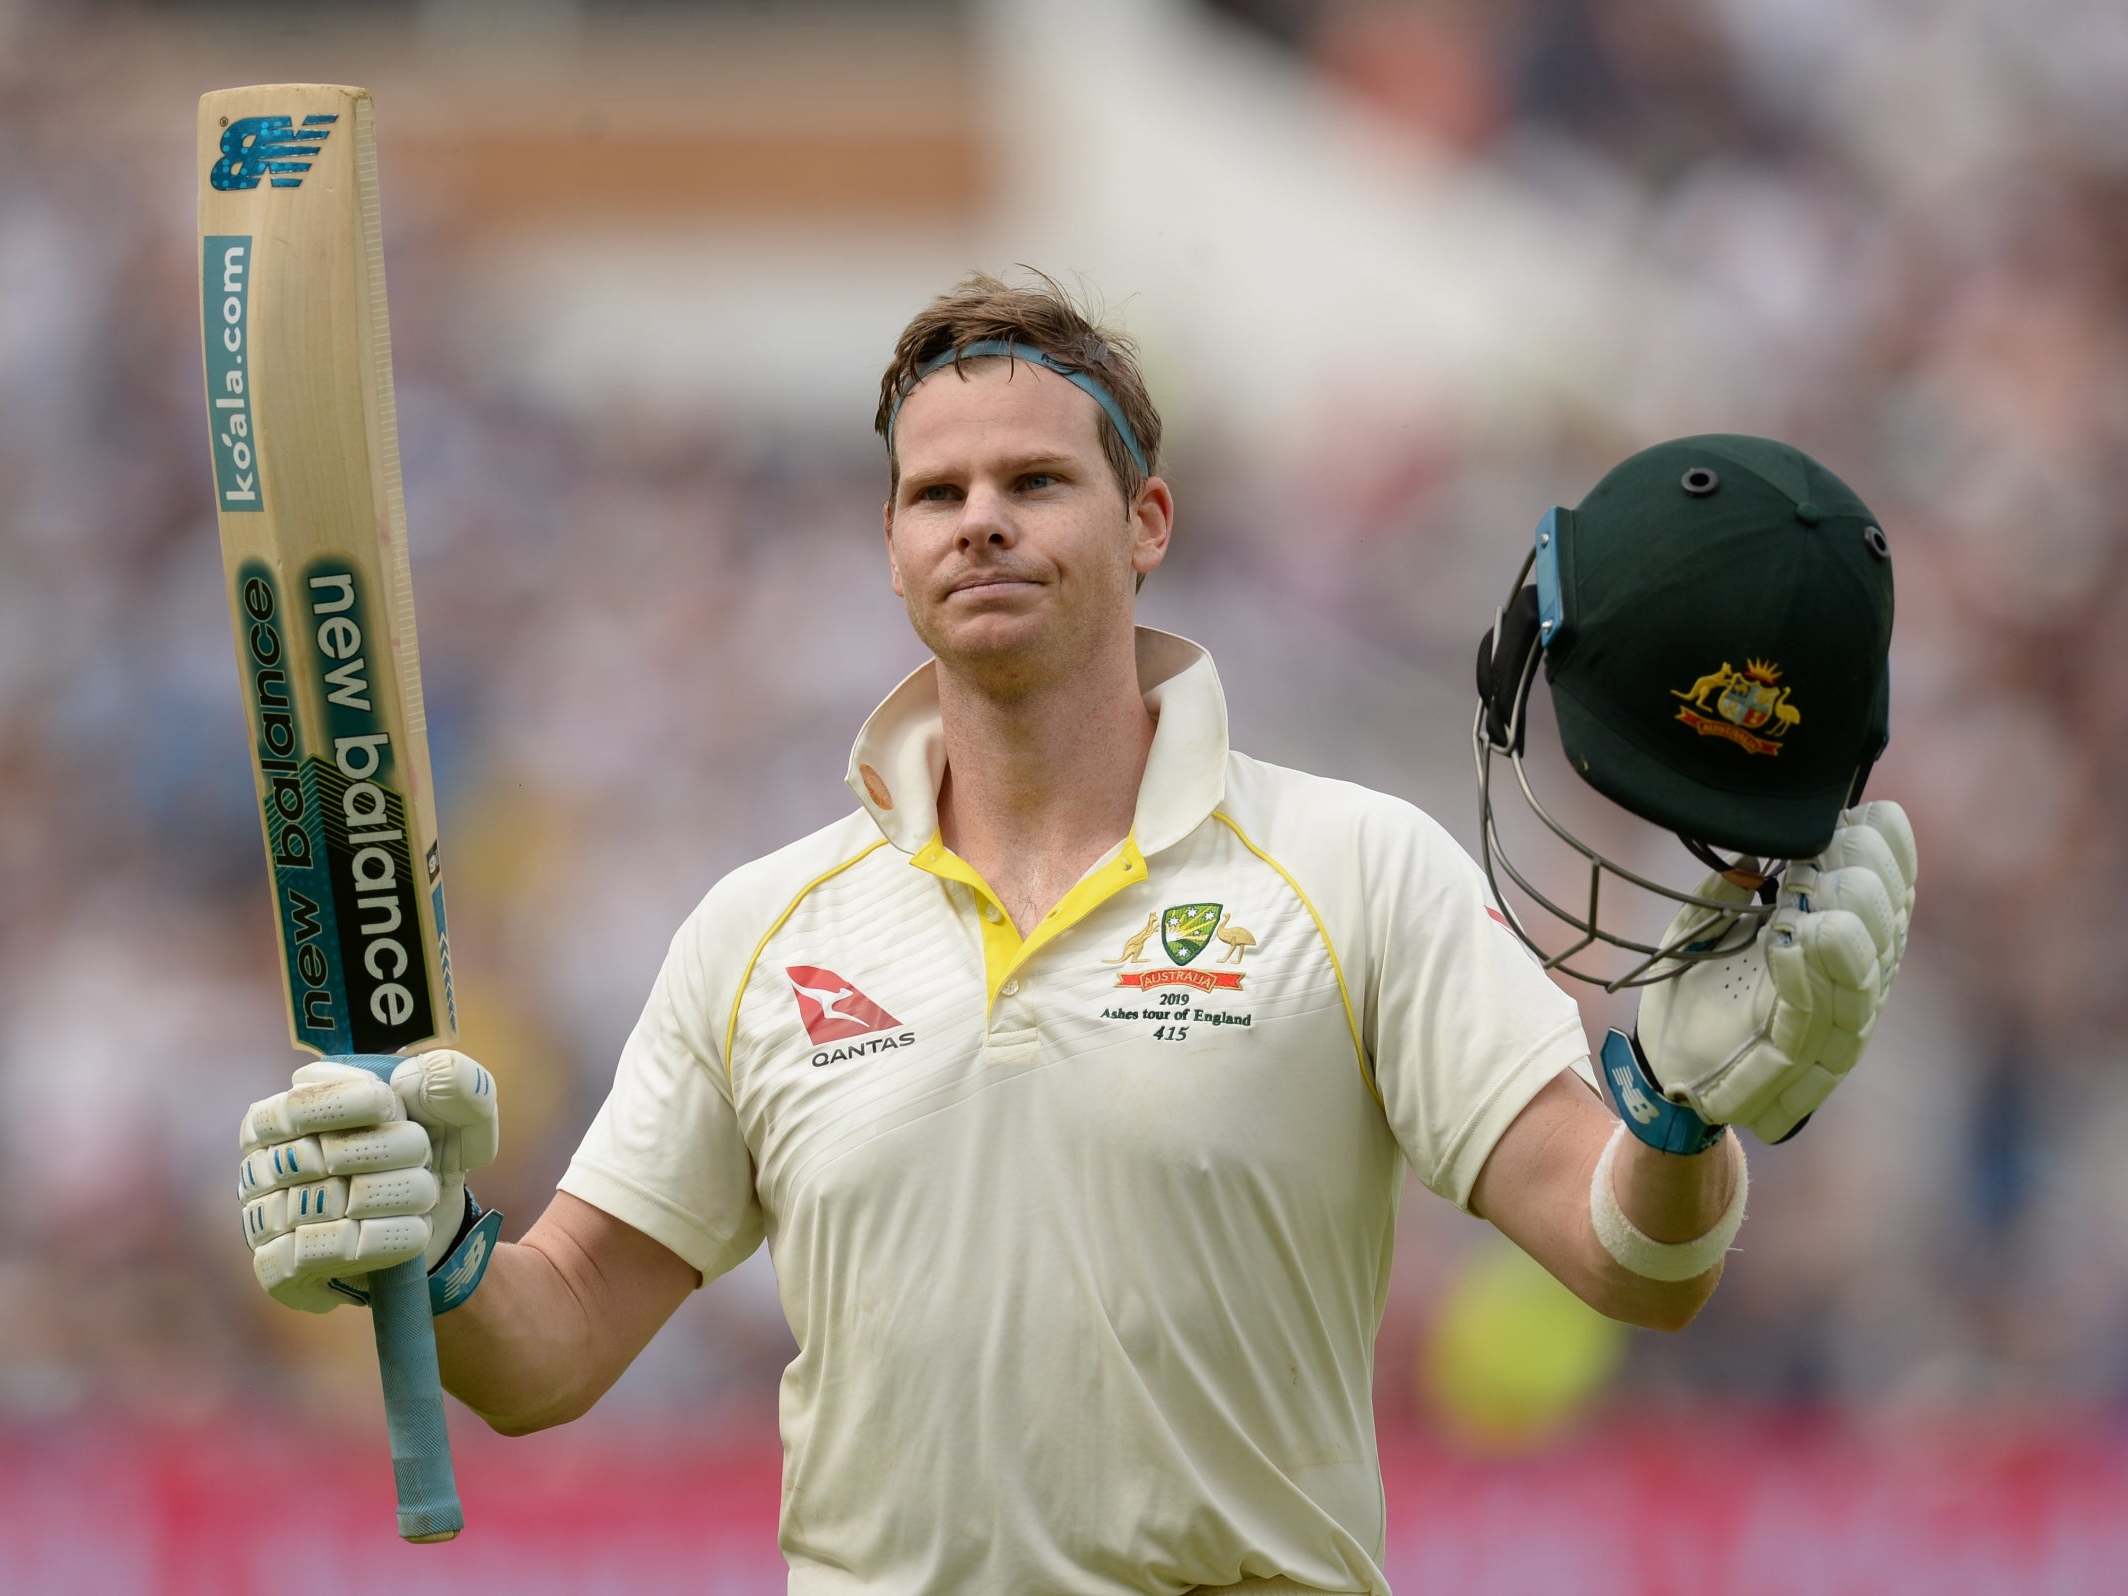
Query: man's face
884,358,1169,692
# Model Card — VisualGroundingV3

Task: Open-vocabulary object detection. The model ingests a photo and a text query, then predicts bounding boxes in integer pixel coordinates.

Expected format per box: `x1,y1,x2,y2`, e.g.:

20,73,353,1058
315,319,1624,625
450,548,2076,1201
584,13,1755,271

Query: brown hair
874,268,1163,511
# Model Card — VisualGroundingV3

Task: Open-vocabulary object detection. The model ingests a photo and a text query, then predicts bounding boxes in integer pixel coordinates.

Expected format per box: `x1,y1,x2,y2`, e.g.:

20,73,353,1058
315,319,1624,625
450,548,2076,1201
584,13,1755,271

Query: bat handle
338,1052,465,1543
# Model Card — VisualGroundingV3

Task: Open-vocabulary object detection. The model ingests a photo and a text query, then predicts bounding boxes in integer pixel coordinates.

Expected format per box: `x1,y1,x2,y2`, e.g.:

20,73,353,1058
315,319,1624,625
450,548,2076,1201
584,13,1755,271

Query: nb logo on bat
210,114,338,191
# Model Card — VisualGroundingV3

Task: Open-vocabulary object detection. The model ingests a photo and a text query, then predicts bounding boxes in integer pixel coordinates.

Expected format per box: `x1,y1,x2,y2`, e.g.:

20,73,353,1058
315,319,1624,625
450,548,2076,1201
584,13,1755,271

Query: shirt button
1000,978,1020,996
981,902,1001,923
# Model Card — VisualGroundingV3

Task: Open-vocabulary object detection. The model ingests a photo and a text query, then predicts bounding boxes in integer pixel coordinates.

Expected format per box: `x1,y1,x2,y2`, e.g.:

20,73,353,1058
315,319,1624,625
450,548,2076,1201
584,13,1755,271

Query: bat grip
338,1052,464,1543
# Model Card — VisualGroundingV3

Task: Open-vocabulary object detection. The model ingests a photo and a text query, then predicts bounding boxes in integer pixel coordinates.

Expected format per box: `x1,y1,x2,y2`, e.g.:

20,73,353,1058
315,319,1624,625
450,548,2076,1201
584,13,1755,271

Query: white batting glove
238,1050,499,1313
1636,801,1918,1144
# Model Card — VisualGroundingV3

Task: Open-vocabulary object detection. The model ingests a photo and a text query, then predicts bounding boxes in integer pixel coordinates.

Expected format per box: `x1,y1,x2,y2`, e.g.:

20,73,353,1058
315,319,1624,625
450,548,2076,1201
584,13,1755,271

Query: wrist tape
1589,1123,1748,1282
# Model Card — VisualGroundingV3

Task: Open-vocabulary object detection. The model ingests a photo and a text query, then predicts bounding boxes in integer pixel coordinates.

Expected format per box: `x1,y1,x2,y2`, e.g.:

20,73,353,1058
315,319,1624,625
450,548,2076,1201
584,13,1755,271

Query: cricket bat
199,84,463,1543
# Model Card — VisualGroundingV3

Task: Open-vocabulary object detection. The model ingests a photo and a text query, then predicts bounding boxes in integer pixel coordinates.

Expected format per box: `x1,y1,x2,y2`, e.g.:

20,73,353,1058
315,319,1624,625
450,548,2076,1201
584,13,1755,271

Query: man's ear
883,499,903,597
1129,476,1174,584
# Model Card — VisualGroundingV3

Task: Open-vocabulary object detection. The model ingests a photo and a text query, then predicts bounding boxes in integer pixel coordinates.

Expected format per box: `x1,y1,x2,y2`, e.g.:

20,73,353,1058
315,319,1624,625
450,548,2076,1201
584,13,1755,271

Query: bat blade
200,83,463,1543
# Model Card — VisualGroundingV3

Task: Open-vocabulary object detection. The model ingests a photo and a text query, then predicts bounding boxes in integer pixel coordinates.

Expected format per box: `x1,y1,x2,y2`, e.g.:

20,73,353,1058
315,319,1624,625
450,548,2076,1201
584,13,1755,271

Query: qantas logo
786,966,914,1067
786,965,902,1044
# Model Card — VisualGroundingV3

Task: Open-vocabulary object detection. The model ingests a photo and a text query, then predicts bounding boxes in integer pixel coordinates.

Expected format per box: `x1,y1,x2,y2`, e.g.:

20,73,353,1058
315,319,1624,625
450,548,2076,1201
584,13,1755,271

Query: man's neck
933,635,1155,877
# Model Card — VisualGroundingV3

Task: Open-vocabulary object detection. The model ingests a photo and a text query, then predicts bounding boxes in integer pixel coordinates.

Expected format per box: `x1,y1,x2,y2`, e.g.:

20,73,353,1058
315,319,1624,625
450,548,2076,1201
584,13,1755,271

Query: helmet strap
1678,836,1782,904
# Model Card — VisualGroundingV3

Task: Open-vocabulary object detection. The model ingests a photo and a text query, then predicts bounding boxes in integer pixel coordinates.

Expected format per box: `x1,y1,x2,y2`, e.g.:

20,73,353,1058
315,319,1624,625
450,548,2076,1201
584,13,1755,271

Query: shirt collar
845,626,1230,858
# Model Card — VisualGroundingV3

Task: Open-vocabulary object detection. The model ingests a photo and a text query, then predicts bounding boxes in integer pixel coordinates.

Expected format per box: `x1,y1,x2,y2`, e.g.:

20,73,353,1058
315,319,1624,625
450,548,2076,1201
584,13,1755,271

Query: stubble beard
913,564,1133,703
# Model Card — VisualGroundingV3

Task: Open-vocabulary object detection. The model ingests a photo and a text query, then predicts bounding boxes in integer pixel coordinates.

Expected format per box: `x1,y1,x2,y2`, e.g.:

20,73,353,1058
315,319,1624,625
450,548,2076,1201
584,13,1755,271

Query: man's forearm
432,1191,700,1433
433,1237,599,1435
1594,1131,1745,1330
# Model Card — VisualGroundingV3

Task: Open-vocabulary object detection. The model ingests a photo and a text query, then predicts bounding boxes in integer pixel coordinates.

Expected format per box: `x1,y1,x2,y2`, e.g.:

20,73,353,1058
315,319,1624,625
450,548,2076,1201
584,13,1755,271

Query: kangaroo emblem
1107,912,1158,964
1672,663,1735,711
789,976,863,1024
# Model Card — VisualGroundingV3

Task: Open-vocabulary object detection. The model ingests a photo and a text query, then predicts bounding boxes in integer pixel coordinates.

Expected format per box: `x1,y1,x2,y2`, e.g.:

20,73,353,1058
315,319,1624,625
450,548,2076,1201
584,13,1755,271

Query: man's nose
957,485,1017,547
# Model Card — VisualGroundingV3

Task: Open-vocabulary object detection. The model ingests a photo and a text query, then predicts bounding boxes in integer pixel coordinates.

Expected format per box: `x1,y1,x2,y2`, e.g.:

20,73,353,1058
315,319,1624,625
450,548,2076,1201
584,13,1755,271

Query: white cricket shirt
562,628,1596,1595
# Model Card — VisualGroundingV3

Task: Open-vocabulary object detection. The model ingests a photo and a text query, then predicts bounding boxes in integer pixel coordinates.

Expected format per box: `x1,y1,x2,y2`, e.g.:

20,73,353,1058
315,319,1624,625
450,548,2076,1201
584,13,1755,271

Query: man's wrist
1598,1029,1727,1157
1590,1122,1748,1281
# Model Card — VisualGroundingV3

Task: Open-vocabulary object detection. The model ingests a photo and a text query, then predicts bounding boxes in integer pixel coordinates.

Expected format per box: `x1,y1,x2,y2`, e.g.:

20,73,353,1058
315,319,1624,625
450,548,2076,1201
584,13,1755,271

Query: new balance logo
430,1208,502,1314
786,965,901,1045
440,1234,487,1304
210,114,339,191
1609,1062,1660,1126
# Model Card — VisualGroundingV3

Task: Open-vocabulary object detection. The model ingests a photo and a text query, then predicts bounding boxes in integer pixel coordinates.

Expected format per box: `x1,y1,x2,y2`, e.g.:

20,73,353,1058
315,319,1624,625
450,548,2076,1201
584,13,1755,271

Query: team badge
1160,902,1222,967
1113,903,1258,992
1669,657,1799,757
1100,901,1263,1033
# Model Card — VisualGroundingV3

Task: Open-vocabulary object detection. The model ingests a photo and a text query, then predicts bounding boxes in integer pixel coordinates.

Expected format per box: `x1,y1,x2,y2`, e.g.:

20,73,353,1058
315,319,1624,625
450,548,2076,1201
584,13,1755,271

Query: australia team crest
1161,902,1222,966
1109,901,1256,992
1670,657,1800,757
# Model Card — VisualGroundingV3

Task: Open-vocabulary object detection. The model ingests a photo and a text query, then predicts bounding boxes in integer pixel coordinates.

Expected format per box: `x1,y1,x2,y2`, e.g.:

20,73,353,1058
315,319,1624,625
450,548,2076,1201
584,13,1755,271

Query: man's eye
1019,473,1057,490
917,483,960,502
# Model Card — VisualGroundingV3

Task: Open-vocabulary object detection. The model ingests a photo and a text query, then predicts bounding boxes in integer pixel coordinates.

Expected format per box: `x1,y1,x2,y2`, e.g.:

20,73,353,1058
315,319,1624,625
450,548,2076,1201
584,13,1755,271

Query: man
235,274,1913,1593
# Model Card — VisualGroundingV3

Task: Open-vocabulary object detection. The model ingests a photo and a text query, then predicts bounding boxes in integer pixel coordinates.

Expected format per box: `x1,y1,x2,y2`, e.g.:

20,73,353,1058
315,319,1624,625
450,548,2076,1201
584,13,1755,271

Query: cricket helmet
1473,435,1895,988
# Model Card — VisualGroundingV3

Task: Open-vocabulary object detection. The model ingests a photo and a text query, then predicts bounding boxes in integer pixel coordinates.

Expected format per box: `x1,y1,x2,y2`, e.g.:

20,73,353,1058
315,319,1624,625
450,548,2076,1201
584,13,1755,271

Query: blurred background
4,0,2126,1589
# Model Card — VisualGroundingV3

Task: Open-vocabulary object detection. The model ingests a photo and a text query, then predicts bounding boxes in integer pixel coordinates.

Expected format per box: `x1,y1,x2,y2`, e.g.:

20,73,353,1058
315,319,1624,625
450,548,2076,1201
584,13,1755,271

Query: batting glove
238,1050,500,1313
1635,800,1918,1144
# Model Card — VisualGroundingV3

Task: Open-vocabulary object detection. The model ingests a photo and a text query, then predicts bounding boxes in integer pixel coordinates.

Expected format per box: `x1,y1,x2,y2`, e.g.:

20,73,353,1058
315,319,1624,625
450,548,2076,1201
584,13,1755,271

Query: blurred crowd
1206,0,2128,1423
3,0,2126,1461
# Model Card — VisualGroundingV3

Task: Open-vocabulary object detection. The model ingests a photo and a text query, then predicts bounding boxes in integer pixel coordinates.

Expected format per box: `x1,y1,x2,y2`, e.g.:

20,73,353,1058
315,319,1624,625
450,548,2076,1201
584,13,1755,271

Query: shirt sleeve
1363,803,1598,1210
559,898,766,1284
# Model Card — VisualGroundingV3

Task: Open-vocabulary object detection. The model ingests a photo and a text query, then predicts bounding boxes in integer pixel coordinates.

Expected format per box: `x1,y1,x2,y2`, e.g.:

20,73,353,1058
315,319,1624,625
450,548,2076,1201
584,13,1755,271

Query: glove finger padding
1764,902,1877,1081
1835,801,1916,982
319,1119,432,1175
239,1064,402,1154
1743,1061,1841,1144
243,1180,344,1248
1812,825,1903,916
1797,901,1882,1005
1790,852,1897,979
392,1050,500,1177
1742,899,1880,1141
346,1165,443,1221
236,1119,428,1203
251,1214,431,1312
1847,800,1917,896
243,1166,439,1241
238,1135,326,1199
256,1272,345,1315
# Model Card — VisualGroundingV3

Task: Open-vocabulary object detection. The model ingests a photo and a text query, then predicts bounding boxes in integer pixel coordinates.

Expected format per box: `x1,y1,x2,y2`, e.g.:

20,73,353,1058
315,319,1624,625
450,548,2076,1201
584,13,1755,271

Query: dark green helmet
1474,435,1895,988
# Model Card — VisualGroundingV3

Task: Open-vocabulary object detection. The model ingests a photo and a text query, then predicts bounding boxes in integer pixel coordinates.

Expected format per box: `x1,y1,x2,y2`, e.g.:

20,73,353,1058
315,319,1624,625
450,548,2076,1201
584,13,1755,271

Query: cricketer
234,271,1915,1593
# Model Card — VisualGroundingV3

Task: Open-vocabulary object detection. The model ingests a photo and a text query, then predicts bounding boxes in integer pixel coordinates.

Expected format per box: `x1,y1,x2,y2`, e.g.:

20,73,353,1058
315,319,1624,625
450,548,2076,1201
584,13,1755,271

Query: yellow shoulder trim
723,838,893,1090
1209,810,1379,1109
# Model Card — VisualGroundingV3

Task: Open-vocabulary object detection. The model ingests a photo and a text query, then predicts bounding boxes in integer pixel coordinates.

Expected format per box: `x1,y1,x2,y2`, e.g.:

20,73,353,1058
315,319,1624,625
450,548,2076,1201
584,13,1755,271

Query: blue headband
887,338,1150,476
